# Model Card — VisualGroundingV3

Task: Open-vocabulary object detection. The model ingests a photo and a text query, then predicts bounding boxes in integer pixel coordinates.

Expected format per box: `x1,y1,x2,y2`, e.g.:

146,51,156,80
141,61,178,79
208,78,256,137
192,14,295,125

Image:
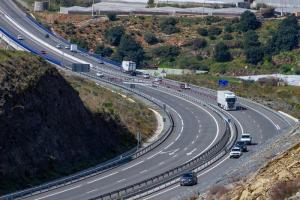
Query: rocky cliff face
0,51,135,194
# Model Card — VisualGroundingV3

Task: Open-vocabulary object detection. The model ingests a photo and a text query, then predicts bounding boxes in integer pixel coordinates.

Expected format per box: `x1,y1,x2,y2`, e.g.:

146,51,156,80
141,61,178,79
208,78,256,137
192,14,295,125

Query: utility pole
92,0,95,17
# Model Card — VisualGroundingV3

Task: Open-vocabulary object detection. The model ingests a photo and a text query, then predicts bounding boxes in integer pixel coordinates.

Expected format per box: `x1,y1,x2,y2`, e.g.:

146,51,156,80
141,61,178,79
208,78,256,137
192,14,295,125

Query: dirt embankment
0,51,154,194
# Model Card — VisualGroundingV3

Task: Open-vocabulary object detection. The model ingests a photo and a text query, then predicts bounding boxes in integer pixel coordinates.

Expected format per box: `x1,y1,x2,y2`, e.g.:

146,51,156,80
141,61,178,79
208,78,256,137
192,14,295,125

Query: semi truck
122,61,136,75
217,90,236,111
71,63,90,72
70,44,78,52
180,83,191,89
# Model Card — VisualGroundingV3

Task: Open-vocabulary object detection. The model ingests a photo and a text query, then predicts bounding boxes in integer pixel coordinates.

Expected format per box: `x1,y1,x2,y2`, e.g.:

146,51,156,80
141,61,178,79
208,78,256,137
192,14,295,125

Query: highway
0,1,296,199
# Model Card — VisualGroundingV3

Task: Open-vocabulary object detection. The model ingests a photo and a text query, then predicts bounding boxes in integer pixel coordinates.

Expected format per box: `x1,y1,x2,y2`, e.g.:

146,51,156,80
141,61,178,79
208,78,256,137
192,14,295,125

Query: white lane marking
183,147,188,151
196,135,199,139
172,154,177,158
87,171,119,184
34,185,82,200
242,103,281,131
191,140,195,144
86,189,98,194
121,160,144,171
117,179,126,183
147,150,162,160
140,170,148,174
186,148,197,156
143,185,180,200
159,161,165,166
198,129,201,133
142,156,230,200
164,141,174,150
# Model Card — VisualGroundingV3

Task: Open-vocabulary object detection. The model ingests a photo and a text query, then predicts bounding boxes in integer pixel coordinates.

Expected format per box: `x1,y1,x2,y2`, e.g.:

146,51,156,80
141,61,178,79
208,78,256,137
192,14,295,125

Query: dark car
235,141,248,152
180,172,197,186
40,50,46,54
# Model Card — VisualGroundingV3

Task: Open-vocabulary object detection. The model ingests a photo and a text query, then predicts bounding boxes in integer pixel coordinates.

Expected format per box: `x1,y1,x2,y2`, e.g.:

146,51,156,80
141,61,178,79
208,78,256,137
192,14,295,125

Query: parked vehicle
180,172,198,186
235,141,248,152
241,133,252,145
70,44,78,52
40,50,46,54
230,147,242,158
17,35,23,40
122,61,136,73
180,83,191,89
65,45,70,50
217,90,237,111
45,33,49,38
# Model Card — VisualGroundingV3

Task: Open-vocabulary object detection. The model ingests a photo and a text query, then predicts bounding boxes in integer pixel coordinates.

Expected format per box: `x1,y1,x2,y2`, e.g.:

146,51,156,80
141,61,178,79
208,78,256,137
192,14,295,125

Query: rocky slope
0,51,136,194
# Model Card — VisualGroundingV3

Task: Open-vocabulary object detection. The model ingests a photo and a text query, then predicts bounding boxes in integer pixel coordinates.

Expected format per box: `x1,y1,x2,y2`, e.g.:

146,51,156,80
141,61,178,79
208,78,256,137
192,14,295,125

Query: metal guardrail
90,107,234,200
0,28,175,200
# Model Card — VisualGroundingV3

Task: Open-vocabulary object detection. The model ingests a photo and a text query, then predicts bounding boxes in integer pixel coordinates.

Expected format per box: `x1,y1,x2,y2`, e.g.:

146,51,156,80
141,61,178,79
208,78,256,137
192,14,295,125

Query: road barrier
0,27,175,200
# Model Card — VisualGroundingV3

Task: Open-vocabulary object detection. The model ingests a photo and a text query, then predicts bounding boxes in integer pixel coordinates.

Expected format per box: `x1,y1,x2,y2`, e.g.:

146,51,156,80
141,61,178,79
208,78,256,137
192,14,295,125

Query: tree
192,38,207,49
107,13,117,21
159,17,180,34
245,47,264,65
208,26,222,36
104,26,125,46
152,45,180,62
214,42,231,62
144,32,158,45
265,15,299,55
224,24,233,33
147,0,154,7
243,30,260,49
197,28,208,36
116,34,144,66
95,44,113,57
238,10,261,32
223,33,233,40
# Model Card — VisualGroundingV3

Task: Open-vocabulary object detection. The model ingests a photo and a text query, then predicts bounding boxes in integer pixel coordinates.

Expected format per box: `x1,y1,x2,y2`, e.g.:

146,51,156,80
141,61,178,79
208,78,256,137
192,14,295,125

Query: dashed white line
121,160,144,171
86,189,98,194
117,179,126,183
186,148,197,156
159,161,165,166
34,185,83,200
140,170,148,174
87,171,119,184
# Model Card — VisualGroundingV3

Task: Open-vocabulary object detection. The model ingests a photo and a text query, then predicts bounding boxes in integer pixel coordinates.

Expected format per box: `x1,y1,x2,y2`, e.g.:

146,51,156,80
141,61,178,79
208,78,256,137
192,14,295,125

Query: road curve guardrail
0,27,175,200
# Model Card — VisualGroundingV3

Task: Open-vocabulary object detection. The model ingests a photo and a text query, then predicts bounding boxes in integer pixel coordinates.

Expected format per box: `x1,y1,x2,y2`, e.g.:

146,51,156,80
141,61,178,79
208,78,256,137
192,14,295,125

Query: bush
107,13,117,21
214,42,231,62
176,55,205,70
152,45,180,60
193,38,207,49
197,28,208,36
238,10,261,32
224,24,233,33
144,32,158,45
116,34,144,66
209,35,216,40
95,45,113,57
243,30,260,49
159,17,180,34
245,47,264,64
208,26,222,36
104,26,125,46
223,33,233,40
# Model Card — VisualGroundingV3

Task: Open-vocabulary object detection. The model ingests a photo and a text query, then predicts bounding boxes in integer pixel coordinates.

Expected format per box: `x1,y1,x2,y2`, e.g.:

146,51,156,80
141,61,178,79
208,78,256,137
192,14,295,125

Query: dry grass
63,73,157,140
269,178,300,200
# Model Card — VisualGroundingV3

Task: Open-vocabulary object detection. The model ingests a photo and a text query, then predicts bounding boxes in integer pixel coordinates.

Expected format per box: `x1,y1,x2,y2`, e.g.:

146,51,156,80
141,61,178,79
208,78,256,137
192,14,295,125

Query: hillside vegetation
0,51,155,194
34,12,300,75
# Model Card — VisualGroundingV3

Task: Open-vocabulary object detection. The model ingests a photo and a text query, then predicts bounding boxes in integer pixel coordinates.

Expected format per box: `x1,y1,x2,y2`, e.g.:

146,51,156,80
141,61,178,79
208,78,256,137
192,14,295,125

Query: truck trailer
70,44,78,52
217,90,236,111
122,61,136,72
71,63,90,72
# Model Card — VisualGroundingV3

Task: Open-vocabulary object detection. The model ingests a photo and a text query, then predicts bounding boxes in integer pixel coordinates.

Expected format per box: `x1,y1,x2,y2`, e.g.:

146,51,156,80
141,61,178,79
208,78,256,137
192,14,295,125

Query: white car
65,45,70,50
230,147,242,158
154,77,162,82
240,133,252,145
17,35,23,40
56,44,62,49
96,72,104,78
143,73,150,79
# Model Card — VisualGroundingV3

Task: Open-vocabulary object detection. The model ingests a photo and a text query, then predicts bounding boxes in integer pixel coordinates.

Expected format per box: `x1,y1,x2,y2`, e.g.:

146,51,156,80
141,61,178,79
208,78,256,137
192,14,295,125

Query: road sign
219,79,229,87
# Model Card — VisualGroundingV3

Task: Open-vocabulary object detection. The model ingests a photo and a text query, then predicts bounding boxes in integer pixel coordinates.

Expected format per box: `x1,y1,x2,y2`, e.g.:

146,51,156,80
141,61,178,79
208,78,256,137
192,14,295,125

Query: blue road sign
219,79,229,87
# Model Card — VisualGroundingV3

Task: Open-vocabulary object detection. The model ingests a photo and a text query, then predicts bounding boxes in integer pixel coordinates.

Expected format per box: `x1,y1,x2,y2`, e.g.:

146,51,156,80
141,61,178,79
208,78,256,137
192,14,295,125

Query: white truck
70,44,78,52
122,61,136,73
217,90,236,111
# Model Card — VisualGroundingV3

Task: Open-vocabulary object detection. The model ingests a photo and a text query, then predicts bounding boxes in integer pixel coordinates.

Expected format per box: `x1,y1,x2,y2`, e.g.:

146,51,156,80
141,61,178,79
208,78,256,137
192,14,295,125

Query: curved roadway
0,1,296,199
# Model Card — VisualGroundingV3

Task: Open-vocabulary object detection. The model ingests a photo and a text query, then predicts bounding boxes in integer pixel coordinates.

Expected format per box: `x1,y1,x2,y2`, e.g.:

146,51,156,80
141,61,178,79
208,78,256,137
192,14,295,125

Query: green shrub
144,32,158,45
245,47,264,65
214,42,231,62
107,13,117,21
95,45,113,57
238,10,261,32
104,26,125,46
159,17,180,34
208,26,222,36
152,45,180,60
223,33,233,40
197,27,208,36
193,38,207,49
